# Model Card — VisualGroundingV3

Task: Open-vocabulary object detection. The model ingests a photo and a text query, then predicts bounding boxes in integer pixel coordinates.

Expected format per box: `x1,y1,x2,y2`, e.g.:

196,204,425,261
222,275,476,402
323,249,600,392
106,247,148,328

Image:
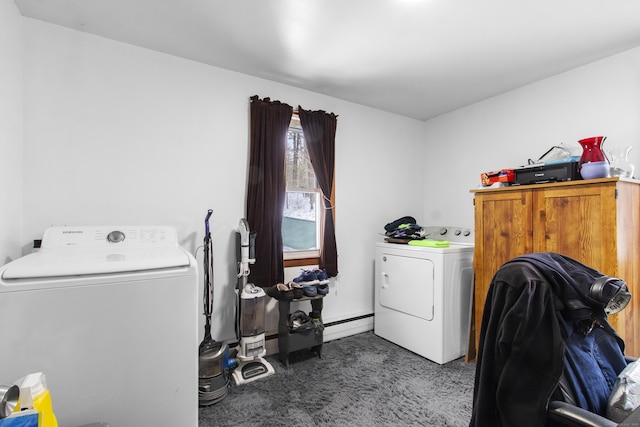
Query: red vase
578,136,609,179
578,136,607,163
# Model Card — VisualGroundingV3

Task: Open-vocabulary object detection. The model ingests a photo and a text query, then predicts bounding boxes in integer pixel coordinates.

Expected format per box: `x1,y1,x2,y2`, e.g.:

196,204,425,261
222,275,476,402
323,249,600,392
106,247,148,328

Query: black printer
513,161,582,185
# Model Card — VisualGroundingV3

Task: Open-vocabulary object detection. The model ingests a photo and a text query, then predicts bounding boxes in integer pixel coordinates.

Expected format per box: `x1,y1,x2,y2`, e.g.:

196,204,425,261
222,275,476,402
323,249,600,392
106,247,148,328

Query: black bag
384,216,416,232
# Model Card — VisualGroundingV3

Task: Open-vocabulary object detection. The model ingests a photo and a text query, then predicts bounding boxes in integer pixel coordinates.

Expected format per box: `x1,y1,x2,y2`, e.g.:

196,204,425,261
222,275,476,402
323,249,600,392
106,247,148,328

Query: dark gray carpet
199,331,476,426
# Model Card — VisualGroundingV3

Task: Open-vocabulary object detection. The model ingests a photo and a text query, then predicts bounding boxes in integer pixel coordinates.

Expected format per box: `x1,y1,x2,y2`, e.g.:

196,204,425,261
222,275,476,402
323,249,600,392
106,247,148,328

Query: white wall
20,18,425,343
15,9,640,348
424,46,640,227
0,0,23,264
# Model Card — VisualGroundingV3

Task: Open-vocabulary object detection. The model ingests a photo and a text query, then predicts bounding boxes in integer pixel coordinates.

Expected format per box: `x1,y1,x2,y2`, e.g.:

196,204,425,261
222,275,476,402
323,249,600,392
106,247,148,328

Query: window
283,114,322,261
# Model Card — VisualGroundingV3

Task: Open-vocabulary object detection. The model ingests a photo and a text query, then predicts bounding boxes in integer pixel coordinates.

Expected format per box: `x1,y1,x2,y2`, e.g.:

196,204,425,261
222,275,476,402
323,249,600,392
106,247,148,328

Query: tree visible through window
283,115,321,256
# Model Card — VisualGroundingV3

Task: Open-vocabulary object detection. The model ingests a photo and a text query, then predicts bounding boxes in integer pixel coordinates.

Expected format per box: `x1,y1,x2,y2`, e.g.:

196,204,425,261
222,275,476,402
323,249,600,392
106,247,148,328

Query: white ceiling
14,0,640,120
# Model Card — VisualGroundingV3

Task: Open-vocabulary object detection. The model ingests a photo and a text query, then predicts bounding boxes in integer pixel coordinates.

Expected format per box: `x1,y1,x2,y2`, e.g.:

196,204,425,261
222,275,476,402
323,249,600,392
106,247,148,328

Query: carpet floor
199,331,476,426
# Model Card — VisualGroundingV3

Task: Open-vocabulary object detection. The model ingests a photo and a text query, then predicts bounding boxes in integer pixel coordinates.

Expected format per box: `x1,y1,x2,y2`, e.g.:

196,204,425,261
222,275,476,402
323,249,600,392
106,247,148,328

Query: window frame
282,113,335,267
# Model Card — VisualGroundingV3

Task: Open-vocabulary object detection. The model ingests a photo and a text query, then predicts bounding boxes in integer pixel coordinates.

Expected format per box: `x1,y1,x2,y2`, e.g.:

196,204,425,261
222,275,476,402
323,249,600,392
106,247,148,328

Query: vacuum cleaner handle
205,209,213,236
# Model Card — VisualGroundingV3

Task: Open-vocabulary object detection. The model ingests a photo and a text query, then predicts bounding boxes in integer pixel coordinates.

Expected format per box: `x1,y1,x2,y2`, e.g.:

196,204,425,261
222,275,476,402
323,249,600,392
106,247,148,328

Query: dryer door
379,253,434,321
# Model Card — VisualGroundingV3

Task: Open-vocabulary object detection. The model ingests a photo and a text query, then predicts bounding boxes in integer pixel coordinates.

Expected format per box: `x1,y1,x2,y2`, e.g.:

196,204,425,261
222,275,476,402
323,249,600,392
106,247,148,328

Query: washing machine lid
1,247,192,279
1,225,192,279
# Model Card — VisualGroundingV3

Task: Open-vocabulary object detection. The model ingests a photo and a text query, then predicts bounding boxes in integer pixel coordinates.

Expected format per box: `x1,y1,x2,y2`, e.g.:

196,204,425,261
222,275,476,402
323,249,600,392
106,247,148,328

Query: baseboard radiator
266,312,374,344
227,314,375,356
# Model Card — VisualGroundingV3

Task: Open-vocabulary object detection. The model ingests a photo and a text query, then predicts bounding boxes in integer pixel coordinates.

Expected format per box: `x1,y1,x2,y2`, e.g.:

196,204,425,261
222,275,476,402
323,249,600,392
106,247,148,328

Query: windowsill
283,250,320,268
284,250,319,260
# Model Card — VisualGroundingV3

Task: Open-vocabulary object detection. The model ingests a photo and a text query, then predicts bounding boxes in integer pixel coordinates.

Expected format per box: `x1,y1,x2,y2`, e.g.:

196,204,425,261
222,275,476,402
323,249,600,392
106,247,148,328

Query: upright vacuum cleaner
198,210,235,406
231,219,275,386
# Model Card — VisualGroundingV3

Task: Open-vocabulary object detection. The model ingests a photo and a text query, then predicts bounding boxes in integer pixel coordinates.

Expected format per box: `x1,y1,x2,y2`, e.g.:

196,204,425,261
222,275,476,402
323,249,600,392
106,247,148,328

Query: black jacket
469,252,624,427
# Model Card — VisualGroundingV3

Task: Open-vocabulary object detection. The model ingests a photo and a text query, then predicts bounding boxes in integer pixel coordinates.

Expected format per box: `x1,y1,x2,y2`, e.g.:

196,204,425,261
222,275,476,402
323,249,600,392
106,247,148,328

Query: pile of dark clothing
288,310,324,336
383,216,425,242
470,252,630,427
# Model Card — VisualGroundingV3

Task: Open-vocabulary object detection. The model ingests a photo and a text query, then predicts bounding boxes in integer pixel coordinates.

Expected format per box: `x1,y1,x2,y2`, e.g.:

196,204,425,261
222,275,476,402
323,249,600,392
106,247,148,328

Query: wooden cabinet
470,178,640,360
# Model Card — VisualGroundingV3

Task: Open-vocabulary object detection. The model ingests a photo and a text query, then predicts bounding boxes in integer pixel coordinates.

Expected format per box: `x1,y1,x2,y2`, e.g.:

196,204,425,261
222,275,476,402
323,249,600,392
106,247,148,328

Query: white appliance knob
439,227,447,235
463,230,471,236
454,229,462,236
107,230,125,243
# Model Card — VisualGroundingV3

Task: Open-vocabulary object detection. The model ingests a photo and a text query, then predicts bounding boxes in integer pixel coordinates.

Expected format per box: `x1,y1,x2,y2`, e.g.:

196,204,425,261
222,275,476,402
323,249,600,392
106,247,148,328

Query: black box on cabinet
514,161,582,185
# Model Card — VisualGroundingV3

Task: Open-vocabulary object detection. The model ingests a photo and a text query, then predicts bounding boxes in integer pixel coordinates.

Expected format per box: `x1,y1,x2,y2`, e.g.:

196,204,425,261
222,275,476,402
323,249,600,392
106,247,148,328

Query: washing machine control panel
41,225,179,249
423,226,473,244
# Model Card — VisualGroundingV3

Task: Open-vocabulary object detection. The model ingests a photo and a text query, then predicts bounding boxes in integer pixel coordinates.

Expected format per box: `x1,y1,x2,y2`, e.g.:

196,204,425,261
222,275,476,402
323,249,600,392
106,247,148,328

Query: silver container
199,341,227,378
0,384,19,419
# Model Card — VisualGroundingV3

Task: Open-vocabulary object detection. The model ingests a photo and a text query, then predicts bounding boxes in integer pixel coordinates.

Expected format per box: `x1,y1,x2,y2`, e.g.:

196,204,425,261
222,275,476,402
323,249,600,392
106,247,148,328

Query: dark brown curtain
298,106,339,277
246,96,293,287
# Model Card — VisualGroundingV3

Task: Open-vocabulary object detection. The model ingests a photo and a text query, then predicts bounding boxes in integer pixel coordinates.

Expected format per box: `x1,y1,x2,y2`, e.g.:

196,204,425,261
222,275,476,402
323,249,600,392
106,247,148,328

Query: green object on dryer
407,239,450,248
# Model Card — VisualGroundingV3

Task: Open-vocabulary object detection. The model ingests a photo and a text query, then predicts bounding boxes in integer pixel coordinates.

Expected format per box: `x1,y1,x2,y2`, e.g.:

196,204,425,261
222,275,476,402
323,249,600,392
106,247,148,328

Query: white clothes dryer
374,226,474,364
0,226,198,427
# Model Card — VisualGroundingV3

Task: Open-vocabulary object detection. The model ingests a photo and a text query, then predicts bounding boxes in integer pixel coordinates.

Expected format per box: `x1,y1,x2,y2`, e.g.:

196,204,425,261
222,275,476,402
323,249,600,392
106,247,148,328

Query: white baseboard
323,316,374,342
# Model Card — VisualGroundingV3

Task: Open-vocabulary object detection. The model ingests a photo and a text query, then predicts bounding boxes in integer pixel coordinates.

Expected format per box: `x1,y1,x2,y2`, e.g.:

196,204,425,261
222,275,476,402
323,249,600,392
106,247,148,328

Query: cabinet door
473,190,533,353
532,184,617,274
615,181,640,357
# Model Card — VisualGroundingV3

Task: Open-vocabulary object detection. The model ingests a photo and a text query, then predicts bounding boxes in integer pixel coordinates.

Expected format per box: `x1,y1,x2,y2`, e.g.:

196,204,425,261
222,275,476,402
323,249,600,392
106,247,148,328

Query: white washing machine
0,226,198,427
374,226,474,364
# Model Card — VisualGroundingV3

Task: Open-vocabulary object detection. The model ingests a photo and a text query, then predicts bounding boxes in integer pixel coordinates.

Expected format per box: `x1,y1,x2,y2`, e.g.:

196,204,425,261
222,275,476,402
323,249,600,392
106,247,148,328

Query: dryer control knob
463,230,471,237
439,227,448,235
107,230,126,243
